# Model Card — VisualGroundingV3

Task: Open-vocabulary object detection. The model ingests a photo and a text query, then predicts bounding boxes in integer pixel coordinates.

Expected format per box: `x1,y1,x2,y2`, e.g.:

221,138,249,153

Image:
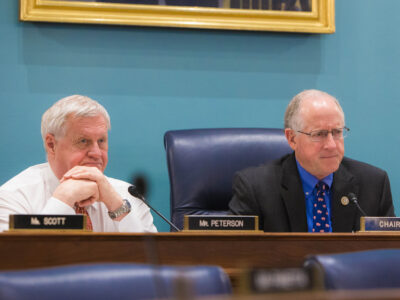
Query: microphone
128,185,181,232
132,174,148,199
348,193,367,217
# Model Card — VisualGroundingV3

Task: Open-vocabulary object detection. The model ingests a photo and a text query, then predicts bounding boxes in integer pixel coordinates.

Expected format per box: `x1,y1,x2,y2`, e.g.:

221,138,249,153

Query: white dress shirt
0,163,157,233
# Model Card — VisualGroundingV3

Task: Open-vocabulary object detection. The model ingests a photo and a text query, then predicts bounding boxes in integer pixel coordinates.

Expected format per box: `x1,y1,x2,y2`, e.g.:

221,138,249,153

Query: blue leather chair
304,249,400,290
164,128,292,230
0,263,232,300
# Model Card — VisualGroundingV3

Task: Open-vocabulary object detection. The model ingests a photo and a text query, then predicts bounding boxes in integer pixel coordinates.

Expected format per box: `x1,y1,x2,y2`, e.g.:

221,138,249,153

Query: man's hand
53,179,99,208
61,166,124,212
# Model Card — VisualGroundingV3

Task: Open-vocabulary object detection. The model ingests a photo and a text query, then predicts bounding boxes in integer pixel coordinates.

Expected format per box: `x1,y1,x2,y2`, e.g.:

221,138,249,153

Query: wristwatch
108,199,131,219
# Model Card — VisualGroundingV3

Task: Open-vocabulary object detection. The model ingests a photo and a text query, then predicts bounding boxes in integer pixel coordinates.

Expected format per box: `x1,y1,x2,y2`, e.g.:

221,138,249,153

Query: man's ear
45,134,56,156
284,128,297,151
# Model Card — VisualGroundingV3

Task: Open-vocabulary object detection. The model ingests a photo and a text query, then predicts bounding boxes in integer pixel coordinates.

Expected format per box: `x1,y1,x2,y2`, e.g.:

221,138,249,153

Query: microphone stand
128,186,181,232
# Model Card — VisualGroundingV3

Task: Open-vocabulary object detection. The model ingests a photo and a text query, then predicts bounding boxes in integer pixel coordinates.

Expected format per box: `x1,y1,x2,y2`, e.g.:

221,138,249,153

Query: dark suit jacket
228,153,394,232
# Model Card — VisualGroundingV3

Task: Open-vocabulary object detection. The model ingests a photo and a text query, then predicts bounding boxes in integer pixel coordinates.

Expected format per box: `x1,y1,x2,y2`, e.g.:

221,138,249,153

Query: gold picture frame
20,0,335,33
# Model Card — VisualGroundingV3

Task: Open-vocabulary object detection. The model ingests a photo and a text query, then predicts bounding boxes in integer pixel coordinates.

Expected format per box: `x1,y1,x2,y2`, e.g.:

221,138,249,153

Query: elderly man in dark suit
229,89,394,232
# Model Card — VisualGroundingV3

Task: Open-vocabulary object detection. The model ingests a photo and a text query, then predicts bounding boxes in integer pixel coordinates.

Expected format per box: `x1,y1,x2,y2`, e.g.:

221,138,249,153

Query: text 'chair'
164,128,292,230
304,249,400,290
0,263,232,300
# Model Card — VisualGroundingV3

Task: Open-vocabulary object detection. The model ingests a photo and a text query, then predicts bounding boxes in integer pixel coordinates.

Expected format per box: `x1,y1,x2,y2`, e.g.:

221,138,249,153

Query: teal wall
1,0,399,231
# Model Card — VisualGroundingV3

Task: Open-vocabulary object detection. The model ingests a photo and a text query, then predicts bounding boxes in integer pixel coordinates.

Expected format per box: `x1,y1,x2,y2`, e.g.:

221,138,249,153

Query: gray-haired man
0,95,157,232
229,89,394,232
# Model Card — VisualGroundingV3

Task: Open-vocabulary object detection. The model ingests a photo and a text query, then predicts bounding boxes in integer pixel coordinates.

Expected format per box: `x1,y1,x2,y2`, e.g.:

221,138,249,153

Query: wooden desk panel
1,232,400,272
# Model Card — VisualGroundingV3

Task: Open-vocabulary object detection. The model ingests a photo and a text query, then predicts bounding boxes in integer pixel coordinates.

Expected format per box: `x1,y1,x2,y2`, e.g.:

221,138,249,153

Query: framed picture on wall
20,0,334,33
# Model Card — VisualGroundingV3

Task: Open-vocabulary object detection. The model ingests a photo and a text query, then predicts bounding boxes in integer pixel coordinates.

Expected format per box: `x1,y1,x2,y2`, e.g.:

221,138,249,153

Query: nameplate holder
183,215,259,232
360,217,400,232
9,214,88,231
239,267,315,294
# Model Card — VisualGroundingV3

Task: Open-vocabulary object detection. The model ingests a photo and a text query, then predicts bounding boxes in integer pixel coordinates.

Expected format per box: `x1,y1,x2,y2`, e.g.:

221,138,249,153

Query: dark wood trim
1,232,399,279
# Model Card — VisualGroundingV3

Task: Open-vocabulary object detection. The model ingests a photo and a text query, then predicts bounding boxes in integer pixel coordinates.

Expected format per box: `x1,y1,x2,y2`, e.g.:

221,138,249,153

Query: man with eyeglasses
229,89,394,232
0,95,157,233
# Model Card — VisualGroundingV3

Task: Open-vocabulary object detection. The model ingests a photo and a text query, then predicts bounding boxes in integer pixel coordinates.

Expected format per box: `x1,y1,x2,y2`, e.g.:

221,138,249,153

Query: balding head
284,90,346,179
284,89,344,131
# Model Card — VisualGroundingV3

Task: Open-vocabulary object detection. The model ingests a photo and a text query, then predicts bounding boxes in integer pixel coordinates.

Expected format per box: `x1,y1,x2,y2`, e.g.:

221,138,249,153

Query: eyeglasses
297,127,350,142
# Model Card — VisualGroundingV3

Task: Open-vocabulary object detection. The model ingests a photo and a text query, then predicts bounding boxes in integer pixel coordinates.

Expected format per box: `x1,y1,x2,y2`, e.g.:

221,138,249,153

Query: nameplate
240,268,314,293
9,214,87,231
183,215,259,232
360,217,400,232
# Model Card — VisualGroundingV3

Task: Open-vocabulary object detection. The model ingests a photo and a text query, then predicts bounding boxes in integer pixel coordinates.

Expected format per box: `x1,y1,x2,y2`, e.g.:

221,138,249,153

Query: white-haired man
0,95,157,232
229,89,394,232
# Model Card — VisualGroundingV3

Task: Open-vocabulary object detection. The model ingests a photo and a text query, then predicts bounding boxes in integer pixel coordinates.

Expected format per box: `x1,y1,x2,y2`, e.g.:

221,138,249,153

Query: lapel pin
341,196,349,206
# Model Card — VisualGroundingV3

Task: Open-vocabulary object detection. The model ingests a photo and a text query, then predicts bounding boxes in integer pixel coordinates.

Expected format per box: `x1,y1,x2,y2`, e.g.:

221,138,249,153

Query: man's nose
88,143,102,157
324,132,337,148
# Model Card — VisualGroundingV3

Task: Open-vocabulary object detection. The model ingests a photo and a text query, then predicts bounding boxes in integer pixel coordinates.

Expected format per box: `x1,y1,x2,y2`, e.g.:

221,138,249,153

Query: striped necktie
75,205,93,231
312,182,330,233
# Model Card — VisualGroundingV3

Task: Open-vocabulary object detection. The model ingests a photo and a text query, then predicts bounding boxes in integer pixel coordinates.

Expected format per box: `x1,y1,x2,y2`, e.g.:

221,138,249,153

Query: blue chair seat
0,263,232,300
304,249,400,290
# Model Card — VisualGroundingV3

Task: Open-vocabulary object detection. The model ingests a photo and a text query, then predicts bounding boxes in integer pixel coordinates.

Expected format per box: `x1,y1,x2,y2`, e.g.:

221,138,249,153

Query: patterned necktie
74,205,93,231
312,182,330,233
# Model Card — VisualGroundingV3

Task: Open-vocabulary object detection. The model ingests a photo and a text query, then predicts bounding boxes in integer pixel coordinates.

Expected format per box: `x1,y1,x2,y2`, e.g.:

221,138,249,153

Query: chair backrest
164,128,292,230
304,249,400,290
0,263,232,300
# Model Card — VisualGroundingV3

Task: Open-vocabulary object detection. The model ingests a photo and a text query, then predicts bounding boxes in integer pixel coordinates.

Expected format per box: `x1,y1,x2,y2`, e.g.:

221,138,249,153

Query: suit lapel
331,162,359,232
280,154,308,232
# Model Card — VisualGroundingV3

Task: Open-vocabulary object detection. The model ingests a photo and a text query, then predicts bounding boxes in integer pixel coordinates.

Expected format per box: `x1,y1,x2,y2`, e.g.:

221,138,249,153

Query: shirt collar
296,160,333,194
45,162,61,196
